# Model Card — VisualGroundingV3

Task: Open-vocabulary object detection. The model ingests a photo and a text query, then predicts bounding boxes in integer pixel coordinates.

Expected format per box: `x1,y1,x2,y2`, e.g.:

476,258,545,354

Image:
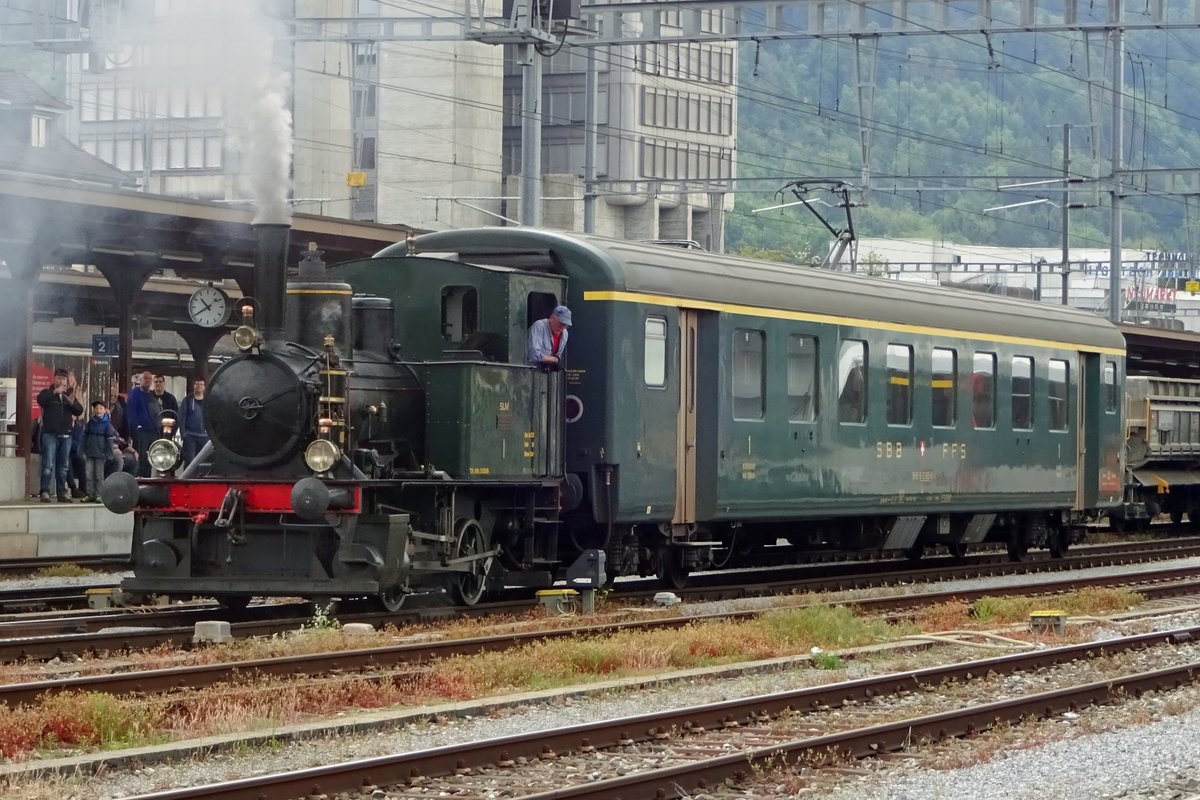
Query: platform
0,501,132,559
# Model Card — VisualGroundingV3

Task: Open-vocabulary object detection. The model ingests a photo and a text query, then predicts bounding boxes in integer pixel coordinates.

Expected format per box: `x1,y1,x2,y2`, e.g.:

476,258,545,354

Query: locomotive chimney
253,223,290,342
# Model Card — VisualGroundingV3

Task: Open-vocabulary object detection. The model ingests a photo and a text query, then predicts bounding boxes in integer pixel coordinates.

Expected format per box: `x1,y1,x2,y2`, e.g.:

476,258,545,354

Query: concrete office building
31,0,736,244
504,6,738,250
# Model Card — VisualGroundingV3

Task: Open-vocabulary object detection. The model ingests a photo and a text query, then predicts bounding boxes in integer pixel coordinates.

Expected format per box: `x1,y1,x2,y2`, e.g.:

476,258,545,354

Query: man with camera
36,368,83,503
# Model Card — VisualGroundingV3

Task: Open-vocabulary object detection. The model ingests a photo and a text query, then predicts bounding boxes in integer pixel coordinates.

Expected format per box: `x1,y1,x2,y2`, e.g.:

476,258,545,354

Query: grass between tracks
0,587,1141,761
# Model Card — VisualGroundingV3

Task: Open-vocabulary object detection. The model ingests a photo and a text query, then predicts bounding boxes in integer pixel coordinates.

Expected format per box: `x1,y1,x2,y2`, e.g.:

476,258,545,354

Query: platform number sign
91,333,119,358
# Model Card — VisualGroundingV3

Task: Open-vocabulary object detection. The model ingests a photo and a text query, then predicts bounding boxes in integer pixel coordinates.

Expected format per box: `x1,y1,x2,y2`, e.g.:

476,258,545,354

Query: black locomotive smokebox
206,351,310,467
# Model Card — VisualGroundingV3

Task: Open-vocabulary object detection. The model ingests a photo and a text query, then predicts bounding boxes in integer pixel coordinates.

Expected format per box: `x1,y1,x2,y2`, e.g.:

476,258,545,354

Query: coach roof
385,227,1125,354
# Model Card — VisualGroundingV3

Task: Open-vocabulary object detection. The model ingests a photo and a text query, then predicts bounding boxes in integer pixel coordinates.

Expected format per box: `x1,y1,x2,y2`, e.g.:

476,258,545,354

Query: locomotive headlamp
147,438,181,473
305,439,340,473
232,324,261,351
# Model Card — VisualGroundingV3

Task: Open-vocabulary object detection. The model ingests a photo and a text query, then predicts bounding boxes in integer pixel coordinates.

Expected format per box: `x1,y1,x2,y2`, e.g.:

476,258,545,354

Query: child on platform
82,400,119,503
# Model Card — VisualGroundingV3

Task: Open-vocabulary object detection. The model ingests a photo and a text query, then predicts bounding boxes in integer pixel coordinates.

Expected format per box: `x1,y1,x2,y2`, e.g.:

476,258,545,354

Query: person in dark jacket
177,379,208,465
82,400,119,502
36,368,83,502
126,371,156,478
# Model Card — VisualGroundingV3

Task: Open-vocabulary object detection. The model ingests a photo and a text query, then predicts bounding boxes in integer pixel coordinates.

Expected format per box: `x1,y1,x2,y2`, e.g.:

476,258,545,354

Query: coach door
1077,353,1101,509
673,310,699,524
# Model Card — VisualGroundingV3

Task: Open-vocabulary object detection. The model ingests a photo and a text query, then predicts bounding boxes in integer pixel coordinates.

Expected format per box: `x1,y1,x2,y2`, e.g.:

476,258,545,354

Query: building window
354,42,377,66
645,317,667,387
838,339,867,424
732,329,764,420
932,347,956,427
1048,359,1069,431
886,344,913,426
1012,356,1034,430
357,136,376,170
1104,361,1118,413
972,352,996,428
30,116,48,148
787,334,818,422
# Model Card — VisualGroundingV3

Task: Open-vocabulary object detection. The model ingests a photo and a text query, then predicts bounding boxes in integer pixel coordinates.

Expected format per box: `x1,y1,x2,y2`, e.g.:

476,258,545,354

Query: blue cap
552,305,573,326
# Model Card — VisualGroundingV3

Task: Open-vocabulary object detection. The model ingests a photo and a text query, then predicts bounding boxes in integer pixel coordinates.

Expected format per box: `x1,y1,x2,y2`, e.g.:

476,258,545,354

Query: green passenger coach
358,227,1125,588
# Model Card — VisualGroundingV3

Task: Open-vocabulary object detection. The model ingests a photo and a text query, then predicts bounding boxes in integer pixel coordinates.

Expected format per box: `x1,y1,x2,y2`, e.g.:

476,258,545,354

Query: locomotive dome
205,351,313,466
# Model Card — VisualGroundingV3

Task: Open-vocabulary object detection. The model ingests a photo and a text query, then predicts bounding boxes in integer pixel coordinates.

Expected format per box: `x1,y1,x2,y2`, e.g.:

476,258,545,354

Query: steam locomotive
104,224,1131,610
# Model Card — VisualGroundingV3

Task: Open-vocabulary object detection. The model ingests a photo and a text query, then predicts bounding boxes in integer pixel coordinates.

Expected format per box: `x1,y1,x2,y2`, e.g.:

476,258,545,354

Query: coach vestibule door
1077,353,1101,510
673,310,699,524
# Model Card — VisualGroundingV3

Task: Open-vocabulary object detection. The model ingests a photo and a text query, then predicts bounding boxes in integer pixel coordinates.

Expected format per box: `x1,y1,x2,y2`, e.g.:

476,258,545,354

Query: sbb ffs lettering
875,442,903,459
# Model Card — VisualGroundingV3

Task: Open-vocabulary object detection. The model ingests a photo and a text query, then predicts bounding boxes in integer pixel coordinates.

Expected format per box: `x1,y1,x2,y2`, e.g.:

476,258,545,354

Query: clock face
188,286,230,328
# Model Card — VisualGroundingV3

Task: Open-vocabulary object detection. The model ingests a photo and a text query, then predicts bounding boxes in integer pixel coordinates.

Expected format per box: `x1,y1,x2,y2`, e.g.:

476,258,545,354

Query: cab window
440,286,477,342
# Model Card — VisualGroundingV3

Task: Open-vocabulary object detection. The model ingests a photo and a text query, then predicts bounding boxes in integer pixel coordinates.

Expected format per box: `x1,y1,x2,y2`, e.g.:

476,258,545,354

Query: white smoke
102,1,295,223
219,6,294,224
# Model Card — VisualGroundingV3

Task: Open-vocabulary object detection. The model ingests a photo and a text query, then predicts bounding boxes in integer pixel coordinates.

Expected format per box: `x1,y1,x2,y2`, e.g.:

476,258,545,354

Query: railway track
114,624,1200,800
4,565,1200,706
0,537,1196,663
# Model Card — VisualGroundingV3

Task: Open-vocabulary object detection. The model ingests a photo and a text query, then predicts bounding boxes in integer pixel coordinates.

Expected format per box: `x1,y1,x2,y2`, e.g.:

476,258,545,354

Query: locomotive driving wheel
450,518,490,606
376,584,406,613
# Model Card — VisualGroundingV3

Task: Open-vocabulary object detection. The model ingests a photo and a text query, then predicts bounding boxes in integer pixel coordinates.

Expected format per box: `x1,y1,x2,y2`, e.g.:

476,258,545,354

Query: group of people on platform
35,369,208,504
31,304,577,505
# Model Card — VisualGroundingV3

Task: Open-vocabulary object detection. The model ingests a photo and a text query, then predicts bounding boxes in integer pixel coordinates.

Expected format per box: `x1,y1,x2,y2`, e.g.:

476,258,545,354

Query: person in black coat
36,368,83,502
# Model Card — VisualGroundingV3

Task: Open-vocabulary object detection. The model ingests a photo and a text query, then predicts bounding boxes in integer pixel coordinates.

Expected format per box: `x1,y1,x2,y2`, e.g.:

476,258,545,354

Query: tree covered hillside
729,29,1200,260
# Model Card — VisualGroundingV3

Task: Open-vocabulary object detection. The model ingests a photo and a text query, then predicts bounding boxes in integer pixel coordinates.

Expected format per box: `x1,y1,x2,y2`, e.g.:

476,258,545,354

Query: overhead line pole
1109,19,1124,325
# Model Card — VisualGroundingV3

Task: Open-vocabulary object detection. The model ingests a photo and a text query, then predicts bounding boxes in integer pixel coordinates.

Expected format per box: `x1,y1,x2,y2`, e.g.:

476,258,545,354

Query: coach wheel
451,518,489,607
1048,530,1069,559
1170,510,1186,527
656,546,690,591
216,594,251,611
948,541,968,559
1006,537,1029,562
904,541,925,562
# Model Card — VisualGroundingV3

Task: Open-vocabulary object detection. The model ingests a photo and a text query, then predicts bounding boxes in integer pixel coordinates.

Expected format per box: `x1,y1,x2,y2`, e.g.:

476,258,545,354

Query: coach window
1012,356,1034,430
644,317,667,387
440,286,478,342
932,347,956,427
732,329,764,420
1104,361,1118,413
787,334,818,422
837,339,867,424
1048,359,1069,431
886,344,913,425
972,352,996,428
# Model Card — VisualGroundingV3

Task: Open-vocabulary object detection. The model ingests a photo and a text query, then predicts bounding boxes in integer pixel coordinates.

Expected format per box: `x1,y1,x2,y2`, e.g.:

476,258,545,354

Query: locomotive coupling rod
214,488,245,529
